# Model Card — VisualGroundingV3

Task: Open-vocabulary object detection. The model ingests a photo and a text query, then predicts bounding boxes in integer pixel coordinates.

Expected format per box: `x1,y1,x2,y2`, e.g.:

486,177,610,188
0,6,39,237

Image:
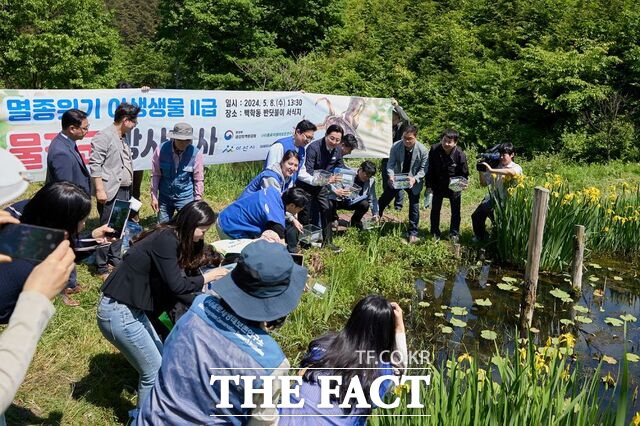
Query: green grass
4,154,639,424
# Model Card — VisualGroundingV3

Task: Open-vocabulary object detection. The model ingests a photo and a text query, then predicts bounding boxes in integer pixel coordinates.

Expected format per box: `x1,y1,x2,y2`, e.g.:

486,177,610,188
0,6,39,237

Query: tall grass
492,174,640,271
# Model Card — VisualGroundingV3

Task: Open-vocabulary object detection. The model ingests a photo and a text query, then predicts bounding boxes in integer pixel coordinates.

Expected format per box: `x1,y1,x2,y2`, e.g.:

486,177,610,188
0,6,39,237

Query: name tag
183,166,194,172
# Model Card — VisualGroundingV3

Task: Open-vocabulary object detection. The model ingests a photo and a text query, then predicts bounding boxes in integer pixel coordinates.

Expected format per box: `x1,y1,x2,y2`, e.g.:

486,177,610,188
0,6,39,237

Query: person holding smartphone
97,200,229,413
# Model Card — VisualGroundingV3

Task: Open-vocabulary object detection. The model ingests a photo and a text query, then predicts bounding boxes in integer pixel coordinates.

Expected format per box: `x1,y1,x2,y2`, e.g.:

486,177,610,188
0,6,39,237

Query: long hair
301,295,396,407
20,181,92,245
134,200,216,270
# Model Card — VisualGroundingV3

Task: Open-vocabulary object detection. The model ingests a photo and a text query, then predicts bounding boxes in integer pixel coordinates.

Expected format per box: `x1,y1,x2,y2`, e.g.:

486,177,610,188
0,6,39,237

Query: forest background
1,0,639,162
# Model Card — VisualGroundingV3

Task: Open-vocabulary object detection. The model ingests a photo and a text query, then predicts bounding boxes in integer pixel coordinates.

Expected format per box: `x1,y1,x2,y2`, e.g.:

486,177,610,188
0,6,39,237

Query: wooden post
519,187,550,335
571,225,585,294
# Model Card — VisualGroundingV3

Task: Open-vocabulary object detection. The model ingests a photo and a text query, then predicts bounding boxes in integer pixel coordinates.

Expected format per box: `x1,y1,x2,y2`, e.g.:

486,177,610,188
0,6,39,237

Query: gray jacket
89,124,133,201
386,139,429,195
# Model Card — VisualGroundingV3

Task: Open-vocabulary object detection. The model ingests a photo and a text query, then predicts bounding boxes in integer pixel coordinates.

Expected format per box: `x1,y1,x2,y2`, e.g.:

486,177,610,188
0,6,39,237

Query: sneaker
407,235,420,244
324,243,343,254
394,206,403,211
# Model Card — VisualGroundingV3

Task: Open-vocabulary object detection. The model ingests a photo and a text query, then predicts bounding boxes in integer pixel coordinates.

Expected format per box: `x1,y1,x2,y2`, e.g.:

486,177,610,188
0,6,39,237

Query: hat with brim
0,149,29,205
212,239,307,322
167,122,194,140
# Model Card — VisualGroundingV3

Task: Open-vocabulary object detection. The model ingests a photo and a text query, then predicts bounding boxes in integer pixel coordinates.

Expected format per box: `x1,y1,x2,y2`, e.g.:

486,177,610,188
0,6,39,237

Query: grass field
4,155,640,424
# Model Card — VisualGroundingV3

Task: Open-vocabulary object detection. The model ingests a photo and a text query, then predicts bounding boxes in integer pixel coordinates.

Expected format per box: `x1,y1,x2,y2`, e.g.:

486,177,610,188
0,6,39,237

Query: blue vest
218,186,286,239
265,136,305,182
239,169,284,200
136,294,286,425
158,140,199,203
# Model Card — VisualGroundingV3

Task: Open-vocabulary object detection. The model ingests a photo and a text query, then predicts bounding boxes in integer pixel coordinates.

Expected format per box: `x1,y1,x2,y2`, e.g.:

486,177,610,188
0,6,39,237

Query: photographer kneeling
472,143,523,241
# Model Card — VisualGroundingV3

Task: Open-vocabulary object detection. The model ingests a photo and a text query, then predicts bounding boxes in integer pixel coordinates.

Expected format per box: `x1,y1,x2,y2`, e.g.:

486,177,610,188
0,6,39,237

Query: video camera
476,144,501,172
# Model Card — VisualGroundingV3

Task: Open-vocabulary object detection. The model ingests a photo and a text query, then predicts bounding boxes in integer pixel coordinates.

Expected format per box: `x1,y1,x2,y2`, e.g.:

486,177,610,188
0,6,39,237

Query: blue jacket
136,294,287,425
265,136,305,181
239,168,285,200
45,132,91,196
218,187,286,239
158,140,199,203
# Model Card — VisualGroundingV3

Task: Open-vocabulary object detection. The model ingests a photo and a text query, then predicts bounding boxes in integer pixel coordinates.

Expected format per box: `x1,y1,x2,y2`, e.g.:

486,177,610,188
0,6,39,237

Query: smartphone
107,199,132,238
0,223,67,262
291,253,304,266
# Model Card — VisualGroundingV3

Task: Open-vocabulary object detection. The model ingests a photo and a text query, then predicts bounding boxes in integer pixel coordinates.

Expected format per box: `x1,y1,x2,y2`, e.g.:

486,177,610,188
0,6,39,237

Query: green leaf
612,276,623,281
589,263,602,269
497,282,518,292
588,276,599,282
575,315,592,324
480,330,497,340
605,317,624,327
535,303,544,309
434,312,444,318
573,305,589,313
418,301,430,308
560,319,575,325
620,314,637,323
626,353,640,363
502,276,518,283
475,298,492,307
550,288,571,300
450,306,468,316
449,318,467,328
440,325,453,334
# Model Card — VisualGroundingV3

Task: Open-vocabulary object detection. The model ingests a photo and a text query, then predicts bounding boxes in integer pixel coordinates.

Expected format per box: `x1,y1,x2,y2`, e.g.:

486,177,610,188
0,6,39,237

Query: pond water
409,257,640,412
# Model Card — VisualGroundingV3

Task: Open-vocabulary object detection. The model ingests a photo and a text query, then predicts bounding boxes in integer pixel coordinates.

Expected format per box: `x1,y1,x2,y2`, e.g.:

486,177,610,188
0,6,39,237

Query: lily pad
434,312,444,318
601,355,617,365
497,282,518,292
440,325,453,334
605,317,624,327
535,303,544,309
475,298,492,307
589,263,602,269
626,353,640,363
480,330,497,340
620,314,637,323
573,305,589,313
440,305,448,310
418,301,430,308
560,319,575,326
530,327,539,333
450,306,468,316
613,276,623,281
588,276,600,282
550,288,571,300
450,317,467,328
575,315,592,324
502,276,518,283
593,289,605,297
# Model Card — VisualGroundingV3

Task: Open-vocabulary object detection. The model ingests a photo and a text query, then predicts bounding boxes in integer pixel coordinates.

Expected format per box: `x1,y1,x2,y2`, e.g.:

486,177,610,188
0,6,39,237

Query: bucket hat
0,149,29,205
167,122,194,140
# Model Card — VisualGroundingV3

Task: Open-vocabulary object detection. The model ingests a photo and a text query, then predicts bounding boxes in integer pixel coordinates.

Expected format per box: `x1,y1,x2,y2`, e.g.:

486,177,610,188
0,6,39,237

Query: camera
476,145,501,172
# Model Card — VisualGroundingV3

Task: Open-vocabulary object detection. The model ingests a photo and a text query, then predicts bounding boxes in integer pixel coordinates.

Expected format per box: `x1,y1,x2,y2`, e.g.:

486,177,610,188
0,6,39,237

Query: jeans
157,197,193,223
472,196,495,240
97,295,163,408
96,186,131,274
377,180,421,237
430,189,462,236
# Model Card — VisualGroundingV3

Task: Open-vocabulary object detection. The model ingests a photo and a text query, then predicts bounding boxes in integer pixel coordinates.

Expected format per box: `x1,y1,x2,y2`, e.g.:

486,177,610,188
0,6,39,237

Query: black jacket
425,144,469,193
101,229,204,312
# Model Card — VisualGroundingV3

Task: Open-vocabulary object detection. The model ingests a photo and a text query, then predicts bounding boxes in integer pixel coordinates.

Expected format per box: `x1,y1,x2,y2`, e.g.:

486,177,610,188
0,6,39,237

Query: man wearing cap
150,123,205,223
136,240,306,424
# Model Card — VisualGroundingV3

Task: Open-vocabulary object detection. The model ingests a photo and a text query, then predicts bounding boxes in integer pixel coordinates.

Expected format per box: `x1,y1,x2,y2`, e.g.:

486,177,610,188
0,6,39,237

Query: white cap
0,149,29,205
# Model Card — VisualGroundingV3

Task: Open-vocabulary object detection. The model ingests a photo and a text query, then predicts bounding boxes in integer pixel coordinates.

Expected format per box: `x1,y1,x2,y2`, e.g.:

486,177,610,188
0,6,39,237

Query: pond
409,257,640,412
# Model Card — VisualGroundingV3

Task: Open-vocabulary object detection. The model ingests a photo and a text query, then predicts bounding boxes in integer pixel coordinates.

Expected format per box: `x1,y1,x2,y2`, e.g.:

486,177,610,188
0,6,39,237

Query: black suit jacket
45,132,91,196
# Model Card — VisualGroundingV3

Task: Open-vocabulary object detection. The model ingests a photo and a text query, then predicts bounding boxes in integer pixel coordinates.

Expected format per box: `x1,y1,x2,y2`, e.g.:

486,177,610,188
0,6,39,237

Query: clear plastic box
313,170,332,186
448,176,468,192
392,173,411,189
361,216,380,230
301,224,322,243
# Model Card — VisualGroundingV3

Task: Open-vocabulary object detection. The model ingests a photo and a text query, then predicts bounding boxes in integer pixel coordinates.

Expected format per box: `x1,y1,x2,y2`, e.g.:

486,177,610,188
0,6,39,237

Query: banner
0,89,392,180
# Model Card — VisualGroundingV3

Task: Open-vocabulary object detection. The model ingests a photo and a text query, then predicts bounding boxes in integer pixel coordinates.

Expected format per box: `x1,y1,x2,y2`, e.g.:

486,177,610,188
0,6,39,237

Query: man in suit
89,102,140,281
381,99,410,211
46,109,91,196
45,108,91,305
377,125,428,243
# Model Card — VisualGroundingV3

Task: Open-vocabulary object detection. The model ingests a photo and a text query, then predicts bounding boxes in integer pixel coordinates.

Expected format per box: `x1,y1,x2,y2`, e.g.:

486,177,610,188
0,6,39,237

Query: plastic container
448,176,469,192
310,282,328,298
301,224,322,244
392,173,411,189
313,170,332,186
361,216,380,230
333,167,356,187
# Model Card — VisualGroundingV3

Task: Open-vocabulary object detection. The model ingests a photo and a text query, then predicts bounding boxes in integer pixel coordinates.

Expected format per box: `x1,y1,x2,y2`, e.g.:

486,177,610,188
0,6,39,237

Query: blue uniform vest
218,186,286,239
136,294,286,425
239,169,284,200
264,136,305,182
158,140,199,203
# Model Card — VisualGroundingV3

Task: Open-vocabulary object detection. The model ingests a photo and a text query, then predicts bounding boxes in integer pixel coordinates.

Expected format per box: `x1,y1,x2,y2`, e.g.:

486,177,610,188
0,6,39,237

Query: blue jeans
377,183,421,237
158,197,192,223
97,295,163,408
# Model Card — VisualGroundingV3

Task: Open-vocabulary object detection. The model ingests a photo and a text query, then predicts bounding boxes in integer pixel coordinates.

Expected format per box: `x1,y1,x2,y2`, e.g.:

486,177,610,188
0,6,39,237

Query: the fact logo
210,373,431,411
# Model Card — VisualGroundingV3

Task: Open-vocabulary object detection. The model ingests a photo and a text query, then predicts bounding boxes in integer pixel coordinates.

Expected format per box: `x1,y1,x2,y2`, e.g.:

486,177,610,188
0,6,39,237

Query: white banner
0,89,393,180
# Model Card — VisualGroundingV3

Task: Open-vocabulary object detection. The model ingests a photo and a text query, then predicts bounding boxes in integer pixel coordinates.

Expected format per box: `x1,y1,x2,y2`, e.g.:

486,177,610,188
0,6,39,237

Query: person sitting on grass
135,240,307,425
330,160,379,229
472,142,523,241
216,187,309,252
278,294,407,425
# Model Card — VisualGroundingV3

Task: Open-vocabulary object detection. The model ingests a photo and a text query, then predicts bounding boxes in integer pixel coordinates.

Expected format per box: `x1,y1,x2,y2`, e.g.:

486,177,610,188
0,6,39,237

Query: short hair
325,124,344,136
360,160,377,176
341,134,358,150
281,150,300,163
403,124,418,136
295,120,317,133
114,102,141,124
61,109,87,130
498,142,515,155
282,187,309,208
116,82,133,89
441,128,459,143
